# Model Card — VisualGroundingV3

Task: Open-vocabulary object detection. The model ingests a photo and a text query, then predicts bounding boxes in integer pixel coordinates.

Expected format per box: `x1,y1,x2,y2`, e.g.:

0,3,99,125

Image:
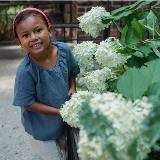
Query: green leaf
126,55,140,68
125,27,134,45
140,11,150,21
127,136,139,160
126,55,148,68
102,17,112,24
111,0,142,15
117,67,148,100
140,59,160,86
111,6,130,15
147,52,159,61
138,19,147,26
149,41,160,57
113,10,133,20
137,44,152,55
108,79,118,90
147,10,159,36
113,22,123,33
136,0,153,10
120,25,128,45
141,1,153,7
124,13,140,27
148,81,160,96
131,18,146,40
128,0,143,10
142,91,160,148
156,12,160,21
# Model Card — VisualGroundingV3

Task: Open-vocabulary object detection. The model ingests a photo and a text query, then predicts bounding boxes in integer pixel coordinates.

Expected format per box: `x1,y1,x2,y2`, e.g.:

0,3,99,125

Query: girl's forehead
17,15,47,33
19,15,46,27
23,15,45,24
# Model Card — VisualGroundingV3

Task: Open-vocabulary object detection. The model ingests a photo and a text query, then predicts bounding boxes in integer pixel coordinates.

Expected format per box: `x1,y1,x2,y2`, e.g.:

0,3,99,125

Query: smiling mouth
31,43,42,48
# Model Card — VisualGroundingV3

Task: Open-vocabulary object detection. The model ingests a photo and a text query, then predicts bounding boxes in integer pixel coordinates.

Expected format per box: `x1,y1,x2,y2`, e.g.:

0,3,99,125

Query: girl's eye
23,34,29,38
36,29,41,33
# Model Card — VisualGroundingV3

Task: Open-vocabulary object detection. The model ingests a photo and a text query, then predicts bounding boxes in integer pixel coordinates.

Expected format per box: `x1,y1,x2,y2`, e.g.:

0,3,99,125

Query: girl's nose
30,33,38,41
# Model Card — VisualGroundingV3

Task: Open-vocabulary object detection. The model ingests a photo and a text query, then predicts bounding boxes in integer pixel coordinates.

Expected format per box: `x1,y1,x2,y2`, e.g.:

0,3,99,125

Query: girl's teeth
33,43,41,47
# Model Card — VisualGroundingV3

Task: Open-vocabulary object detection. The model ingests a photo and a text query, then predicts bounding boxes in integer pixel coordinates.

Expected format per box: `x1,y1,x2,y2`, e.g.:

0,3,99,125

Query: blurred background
1,0,152,46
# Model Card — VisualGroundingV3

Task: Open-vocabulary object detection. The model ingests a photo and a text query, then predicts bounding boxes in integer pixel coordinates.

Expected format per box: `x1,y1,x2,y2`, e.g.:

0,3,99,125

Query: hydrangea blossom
95,37,131,68
60,91,97,128
78,92,152,160
78,129,112,160
78,6,110,38
84,67,114,93
72,41,98,71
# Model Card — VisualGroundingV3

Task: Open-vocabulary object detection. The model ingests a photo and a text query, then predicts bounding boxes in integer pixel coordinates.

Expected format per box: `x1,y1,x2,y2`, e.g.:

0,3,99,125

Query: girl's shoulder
51,41,71,52
16,54,37,80
51,41,72,61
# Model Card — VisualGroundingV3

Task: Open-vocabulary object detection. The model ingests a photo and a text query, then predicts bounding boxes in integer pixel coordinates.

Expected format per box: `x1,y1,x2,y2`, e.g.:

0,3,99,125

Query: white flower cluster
78,92,152,160
78,129,112,160
72,41,98,71
95,37,130,68
60,91,97,128
78,6,110,38
84,67,114,93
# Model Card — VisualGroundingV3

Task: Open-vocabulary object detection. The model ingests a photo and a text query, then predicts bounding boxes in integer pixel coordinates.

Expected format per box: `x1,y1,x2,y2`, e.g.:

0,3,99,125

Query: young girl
12,8,80,160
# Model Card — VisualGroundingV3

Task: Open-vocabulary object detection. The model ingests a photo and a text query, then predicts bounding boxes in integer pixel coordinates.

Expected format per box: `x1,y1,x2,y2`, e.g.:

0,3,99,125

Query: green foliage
78,100,119,160
0,5,25,27
117,59,160,100
108,79,118,91
140,59,160,86
117,67,148,100
148,82,160,96
142,91,160,150
144,10,159,37
102,0,160,50
126,90,160,160
101,0,160,100
131,18,146,40
126,55,148,68
127,136,139,160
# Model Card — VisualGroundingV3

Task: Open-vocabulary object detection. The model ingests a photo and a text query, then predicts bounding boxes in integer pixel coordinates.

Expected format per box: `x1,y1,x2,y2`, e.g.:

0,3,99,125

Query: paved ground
0,57,41,160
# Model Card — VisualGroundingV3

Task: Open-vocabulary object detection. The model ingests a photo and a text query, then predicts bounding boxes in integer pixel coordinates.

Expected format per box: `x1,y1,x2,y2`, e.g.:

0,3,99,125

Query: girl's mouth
31,43,42,48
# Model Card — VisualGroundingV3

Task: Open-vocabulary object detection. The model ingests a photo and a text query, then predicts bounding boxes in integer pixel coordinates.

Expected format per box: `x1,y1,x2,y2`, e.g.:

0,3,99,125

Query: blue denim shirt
13,42,80,141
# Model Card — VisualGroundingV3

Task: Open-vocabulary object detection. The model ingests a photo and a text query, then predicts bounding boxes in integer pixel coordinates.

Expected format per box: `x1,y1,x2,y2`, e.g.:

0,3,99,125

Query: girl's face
16,15,52,56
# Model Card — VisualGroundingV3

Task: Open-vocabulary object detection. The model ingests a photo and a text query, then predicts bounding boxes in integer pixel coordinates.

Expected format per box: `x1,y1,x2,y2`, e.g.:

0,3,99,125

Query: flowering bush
78,6,110,38
84,67,114,93
95,37,130,68
72,41,98,71
78,93,152,160
60,91,97,128
78,129,112,160
62,1,160,159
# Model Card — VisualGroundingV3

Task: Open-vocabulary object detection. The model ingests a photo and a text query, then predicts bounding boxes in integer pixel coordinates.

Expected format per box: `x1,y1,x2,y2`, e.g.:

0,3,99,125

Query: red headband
13,8,50,35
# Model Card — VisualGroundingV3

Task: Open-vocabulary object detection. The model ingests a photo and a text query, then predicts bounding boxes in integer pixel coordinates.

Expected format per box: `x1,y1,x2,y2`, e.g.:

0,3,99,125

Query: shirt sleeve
13,64,36,107
67,45,80,75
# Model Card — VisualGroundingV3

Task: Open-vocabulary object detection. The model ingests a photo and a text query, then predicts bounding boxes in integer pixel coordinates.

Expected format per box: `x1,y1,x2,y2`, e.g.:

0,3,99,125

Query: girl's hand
68,87,76,99
68,74,77,99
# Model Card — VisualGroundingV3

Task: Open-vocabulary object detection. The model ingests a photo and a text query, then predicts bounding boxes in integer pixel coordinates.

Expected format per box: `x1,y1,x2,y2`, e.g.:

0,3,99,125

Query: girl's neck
29,44,58,69
29,43,53,61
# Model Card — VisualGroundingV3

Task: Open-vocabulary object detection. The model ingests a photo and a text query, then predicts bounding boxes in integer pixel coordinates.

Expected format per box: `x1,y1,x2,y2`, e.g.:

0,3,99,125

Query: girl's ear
48,25,53,38
16,38,24,48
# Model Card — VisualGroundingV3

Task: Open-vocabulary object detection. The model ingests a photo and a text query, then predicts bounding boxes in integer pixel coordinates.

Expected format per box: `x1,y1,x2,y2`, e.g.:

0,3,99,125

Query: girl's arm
68,74,77,99
25,74,76,115
25,101,61,116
